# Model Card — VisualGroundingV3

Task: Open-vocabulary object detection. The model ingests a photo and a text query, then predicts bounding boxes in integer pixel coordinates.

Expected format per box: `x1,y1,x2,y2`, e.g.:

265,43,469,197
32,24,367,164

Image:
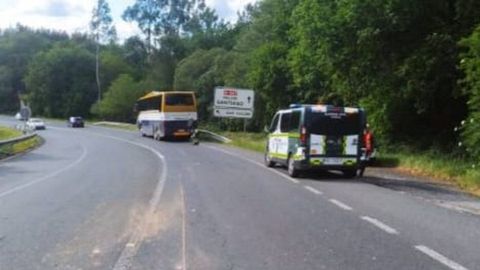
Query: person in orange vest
364,125,374,159
359,124,375,177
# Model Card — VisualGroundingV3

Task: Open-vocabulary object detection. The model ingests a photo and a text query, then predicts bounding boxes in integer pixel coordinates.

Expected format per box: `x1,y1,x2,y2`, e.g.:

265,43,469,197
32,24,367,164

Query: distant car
26,118,46,130
68,116,84,128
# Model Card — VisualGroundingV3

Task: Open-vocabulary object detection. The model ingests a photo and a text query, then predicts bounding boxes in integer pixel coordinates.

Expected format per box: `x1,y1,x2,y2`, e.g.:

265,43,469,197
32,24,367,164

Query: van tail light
300,126,307,145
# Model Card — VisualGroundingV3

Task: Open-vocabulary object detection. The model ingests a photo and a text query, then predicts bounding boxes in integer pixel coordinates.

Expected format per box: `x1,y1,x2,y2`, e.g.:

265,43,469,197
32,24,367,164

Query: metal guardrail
0,124,37,158
94,120,232,143
93,121,133,127
197,129,232,143
0,133,37,147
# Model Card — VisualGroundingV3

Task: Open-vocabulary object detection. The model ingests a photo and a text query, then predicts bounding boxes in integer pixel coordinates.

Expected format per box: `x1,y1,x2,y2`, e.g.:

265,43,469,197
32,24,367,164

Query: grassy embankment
0,126,41,159
213,131,480,195
93,122,138,131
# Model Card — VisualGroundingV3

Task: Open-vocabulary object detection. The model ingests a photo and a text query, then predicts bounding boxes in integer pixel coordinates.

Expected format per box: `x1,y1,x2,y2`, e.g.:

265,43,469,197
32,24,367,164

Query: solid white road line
361,216,398,235
0,145,88,199
204,145,300,184
415,245,468,270
304,185,323,195
80,132,168,270
180,184,187,270
329,199,353,211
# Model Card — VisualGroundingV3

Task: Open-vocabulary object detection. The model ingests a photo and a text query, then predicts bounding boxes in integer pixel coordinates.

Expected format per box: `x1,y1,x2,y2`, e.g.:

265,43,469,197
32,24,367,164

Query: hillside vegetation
1,0,480,175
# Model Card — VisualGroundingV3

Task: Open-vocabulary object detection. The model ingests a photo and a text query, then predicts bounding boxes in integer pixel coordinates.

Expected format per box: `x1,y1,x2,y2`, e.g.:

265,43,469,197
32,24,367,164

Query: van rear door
307,107,362,165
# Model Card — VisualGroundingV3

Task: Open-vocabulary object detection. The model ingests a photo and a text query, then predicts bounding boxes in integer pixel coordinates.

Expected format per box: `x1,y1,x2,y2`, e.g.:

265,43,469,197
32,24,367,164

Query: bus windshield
307,112,361,136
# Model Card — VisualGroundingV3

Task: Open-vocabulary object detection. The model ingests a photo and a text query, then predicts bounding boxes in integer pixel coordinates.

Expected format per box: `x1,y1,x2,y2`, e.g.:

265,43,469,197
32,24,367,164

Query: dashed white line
329,199,353,211
361,216,398,235
204,145,300,184
304,185,323,195
415,245,468,270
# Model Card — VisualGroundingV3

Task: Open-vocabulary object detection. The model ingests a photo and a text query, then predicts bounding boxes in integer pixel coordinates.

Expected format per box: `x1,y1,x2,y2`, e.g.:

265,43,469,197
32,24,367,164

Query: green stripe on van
269,133,300,139
269,153,288,159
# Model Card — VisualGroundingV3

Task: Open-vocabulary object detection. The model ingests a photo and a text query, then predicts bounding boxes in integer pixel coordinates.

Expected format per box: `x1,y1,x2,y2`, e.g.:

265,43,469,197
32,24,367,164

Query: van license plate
324,158,342,165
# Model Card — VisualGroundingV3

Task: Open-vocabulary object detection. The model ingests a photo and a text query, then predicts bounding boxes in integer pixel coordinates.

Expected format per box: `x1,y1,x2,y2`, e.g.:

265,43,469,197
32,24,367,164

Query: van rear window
307,112,361,135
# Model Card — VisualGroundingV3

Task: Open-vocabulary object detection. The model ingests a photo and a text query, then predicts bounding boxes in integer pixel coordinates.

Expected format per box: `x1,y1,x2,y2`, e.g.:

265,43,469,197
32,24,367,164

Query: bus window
308,112,360,136
138,96,162,111
280,112,291,133
165,94,194,106
289,111,301,132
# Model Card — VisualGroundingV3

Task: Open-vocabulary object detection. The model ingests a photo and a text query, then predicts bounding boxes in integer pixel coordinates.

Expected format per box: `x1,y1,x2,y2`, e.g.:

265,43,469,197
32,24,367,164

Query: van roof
280,104,361,114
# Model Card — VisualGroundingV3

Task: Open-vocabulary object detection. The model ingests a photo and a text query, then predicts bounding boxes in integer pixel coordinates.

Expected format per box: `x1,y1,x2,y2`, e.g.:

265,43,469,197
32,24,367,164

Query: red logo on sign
224,89,237,96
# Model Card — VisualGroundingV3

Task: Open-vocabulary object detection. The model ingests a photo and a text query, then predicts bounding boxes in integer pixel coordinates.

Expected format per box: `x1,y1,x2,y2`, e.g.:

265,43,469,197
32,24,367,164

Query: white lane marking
0,145,88,199
415,245,468,270
329,199,353,211
361,216,398,235
180,184,187,270
304,185,323,195
203,145,300,184
77,132,168,270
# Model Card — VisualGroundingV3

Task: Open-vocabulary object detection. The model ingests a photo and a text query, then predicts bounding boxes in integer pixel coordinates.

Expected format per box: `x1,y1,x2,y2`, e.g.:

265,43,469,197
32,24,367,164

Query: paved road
0,117,479,270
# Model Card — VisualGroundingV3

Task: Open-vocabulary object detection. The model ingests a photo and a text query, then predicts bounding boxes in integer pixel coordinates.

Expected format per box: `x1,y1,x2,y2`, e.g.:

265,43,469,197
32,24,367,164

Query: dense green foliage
92,74,152,121
2,0,480,161
460,25,480,161
25,44,97,117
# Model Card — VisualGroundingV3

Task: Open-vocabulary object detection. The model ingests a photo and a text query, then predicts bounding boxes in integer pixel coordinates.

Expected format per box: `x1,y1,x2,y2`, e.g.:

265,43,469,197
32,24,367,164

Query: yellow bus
135,91,197,140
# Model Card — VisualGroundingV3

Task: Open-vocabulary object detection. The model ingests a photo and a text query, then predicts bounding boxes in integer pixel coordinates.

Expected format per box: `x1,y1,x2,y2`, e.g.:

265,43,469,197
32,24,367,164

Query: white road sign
214,87,255,119
214,108,253,119
214,87,254,110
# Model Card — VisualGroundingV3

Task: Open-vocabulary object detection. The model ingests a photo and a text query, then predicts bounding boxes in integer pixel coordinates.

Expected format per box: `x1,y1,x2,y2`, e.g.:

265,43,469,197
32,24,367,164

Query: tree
24,44,96,117
123,36,148,79
174,48,226,120
123,0,160,53
92,74,154,121
0,25,68,113
460,25,480,160
90,0,117,102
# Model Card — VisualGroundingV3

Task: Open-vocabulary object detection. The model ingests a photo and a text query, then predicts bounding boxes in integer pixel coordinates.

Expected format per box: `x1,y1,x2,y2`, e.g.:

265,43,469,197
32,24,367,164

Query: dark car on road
68,116,84,128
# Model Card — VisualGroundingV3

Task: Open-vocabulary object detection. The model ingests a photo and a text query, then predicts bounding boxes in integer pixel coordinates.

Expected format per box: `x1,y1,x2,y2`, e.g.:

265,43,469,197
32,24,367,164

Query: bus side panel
137,111,165,137
140,120,153,136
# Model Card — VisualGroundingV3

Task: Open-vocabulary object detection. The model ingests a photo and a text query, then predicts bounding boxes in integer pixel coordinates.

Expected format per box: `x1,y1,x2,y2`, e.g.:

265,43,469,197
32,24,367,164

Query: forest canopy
1,0,480,158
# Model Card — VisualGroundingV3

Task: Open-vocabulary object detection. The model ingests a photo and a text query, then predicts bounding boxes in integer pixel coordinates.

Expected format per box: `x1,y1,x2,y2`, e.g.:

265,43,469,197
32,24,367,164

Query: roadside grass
94,122,137,131
211,130,480,195
376,151,479,195
11,136,41,155
218,132,267,153
0,126,22,140
0,125,41,159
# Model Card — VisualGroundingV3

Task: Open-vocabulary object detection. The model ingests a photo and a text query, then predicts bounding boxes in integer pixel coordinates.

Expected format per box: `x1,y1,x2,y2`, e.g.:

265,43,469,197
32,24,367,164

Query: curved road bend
0,117,479,270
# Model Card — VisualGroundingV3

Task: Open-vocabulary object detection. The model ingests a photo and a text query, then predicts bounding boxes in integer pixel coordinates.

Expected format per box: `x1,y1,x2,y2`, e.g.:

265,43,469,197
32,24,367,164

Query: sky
0,0,257,41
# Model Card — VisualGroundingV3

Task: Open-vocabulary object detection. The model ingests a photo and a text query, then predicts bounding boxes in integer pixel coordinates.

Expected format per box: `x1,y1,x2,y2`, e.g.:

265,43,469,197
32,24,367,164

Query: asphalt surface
0,116,479,270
